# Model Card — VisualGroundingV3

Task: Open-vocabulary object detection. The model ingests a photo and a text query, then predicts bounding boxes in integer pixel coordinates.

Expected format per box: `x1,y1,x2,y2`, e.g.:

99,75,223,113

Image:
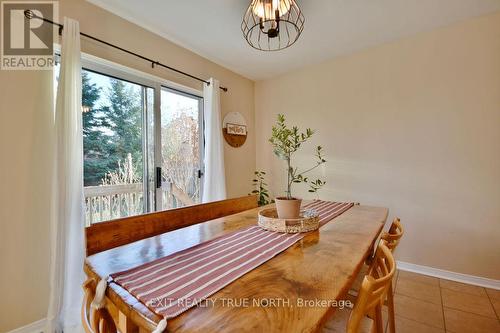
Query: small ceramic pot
275,197,302,219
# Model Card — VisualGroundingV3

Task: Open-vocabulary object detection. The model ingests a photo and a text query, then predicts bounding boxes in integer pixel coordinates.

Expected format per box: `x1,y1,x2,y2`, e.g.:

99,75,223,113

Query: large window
55,56,204,224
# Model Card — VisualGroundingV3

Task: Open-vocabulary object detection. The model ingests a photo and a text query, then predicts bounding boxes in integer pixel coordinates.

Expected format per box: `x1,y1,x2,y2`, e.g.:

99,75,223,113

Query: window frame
79,52,205,219
158,86,205,210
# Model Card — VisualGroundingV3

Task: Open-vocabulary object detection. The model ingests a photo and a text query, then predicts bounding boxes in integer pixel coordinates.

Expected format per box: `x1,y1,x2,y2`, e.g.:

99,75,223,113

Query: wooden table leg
119,311,139,333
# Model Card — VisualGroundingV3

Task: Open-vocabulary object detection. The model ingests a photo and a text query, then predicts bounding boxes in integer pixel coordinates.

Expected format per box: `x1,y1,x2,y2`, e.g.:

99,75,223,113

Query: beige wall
256,12,500,280
0,0,255,331
0,70,54,332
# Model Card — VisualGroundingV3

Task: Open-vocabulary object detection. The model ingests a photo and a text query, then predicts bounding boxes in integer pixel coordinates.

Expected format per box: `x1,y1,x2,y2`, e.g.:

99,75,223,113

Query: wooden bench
85,195,258,256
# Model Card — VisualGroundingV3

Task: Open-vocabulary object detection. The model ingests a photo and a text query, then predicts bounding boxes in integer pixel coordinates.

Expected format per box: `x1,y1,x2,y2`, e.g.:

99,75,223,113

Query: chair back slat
381,217,404,251
82,278,117,333
347,241,396,333
85,195,258,256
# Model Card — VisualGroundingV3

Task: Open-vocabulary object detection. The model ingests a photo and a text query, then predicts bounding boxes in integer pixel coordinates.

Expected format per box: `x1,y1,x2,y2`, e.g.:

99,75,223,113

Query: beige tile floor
390,270,500,333
325,270,500,333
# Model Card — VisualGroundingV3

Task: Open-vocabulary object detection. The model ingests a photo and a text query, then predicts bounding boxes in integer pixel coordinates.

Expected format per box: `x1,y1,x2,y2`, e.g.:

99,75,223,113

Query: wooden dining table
84,202,388,333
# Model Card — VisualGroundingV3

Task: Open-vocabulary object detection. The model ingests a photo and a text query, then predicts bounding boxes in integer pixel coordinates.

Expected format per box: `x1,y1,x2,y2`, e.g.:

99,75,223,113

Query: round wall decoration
222,112,247,148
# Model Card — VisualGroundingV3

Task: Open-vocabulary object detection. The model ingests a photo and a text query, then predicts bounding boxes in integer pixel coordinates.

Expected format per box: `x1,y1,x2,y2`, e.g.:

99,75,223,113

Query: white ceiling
87,0,500,81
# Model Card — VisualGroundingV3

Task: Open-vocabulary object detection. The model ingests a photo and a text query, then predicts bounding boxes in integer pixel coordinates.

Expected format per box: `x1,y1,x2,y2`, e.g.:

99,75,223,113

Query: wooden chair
348,217,404,333
82,278,116,333
82,195,258,332
380,217,403,252
379,217,403,333
323,241,396,333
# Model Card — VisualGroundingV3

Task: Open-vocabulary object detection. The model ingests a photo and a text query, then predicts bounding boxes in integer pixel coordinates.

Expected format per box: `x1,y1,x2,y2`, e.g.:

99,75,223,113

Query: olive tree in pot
269,114,327,219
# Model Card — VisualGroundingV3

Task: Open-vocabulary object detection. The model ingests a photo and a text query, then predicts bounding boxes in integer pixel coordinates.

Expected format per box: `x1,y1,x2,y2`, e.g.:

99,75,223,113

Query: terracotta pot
275,197,302,219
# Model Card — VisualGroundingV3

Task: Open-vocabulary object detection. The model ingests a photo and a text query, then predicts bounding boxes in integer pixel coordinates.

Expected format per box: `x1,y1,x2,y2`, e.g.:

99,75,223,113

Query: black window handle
198,169,204,179
156,167,162,188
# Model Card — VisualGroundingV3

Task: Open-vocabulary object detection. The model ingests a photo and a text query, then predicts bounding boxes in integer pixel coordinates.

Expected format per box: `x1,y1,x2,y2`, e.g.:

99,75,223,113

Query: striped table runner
110,200,353,320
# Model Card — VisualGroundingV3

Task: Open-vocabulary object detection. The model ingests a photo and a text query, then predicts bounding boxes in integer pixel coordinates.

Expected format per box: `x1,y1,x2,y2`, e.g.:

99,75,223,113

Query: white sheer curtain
202,78,227,202
46,17,85,333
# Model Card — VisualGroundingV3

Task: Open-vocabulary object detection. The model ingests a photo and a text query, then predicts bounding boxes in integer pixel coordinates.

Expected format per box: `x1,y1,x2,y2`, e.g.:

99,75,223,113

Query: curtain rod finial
24,10,33,19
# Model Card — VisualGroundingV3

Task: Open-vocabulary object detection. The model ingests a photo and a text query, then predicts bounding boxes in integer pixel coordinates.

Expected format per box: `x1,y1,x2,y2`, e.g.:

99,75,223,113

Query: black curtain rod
24,10,228,92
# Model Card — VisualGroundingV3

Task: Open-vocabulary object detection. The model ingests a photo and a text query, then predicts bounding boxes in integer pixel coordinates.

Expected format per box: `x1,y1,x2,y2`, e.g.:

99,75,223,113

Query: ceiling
87,0,500,81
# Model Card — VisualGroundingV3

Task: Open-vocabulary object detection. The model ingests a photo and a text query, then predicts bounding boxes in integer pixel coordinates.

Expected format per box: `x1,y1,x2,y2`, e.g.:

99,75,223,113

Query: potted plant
249,171,273,206
269,114,326,218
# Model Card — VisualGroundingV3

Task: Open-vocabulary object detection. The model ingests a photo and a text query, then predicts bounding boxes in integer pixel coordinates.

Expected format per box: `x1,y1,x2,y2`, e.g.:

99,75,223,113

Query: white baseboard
397,261,500,290
6,318,46,333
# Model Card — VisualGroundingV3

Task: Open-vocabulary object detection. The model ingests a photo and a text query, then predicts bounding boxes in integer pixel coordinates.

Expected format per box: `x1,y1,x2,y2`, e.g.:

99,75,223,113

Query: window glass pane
160,89,202,209
82,70,145,223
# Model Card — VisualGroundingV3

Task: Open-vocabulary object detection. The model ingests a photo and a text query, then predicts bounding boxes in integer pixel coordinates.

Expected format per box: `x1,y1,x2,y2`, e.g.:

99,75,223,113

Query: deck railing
84,181,200,225
84,183,144,225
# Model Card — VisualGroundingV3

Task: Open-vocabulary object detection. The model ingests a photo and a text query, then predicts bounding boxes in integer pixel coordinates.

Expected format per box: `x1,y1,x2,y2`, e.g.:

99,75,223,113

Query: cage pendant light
241,0,304,51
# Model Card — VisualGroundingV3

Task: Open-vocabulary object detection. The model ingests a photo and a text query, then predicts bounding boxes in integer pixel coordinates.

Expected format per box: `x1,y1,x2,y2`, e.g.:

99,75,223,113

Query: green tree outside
82,73,143,186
